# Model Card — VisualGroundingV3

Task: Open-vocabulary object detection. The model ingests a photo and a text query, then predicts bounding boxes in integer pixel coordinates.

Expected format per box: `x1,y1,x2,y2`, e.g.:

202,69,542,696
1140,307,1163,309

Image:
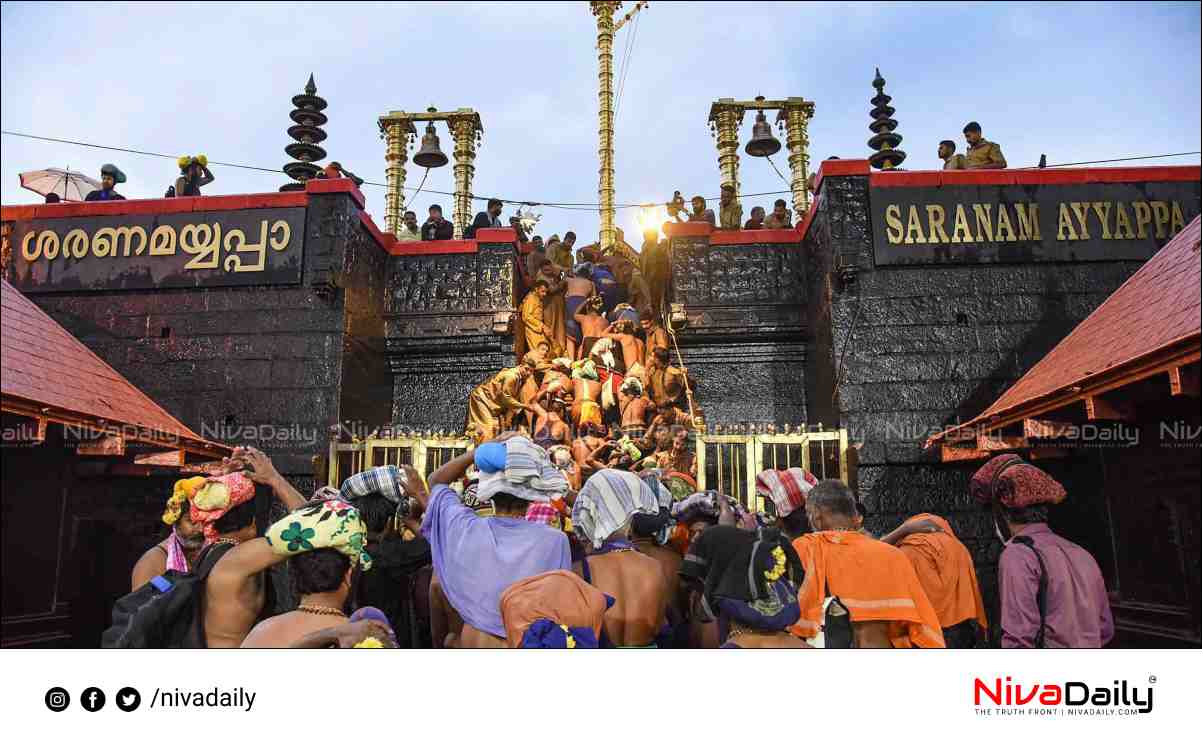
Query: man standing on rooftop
962,122,1007,169
939,140,967,170
718,183,742,230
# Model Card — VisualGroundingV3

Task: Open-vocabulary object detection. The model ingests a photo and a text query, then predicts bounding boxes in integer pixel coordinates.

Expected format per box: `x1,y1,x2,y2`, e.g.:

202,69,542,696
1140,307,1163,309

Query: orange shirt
896,514,988,630
790,530,945,648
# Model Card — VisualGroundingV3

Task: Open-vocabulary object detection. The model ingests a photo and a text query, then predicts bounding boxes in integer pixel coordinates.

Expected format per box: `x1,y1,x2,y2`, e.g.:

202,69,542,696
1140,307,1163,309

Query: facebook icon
81,687,106,712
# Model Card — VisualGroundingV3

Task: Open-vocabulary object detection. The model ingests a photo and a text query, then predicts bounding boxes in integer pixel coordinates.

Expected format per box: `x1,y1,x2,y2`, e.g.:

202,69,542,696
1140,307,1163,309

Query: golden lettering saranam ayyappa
883,200,1187,245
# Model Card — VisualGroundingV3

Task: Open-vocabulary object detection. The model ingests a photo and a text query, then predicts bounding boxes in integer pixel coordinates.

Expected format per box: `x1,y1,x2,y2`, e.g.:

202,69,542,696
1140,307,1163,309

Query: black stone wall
668,236,809,426
22,191,392,484
806,172,1148,631
385,242,518,433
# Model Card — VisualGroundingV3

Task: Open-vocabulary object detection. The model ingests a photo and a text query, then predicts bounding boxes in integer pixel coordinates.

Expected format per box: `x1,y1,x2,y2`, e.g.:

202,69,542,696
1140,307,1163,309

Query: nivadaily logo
974,676,1155,716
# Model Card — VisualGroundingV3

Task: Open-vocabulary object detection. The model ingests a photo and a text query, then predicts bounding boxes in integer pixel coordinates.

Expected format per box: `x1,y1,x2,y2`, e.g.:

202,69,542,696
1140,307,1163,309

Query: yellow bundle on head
193,481,231,512
162,476,207,526
178,154,207,171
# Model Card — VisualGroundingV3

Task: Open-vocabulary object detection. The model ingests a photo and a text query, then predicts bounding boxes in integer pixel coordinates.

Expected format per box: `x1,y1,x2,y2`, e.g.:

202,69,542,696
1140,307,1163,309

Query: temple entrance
325,428,853,514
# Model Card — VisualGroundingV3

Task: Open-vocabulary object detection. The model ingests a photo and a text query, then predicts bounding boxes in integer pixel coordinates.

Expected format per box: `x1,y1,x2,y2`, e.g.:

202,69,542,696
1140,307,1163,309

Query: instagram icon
44,687,70,712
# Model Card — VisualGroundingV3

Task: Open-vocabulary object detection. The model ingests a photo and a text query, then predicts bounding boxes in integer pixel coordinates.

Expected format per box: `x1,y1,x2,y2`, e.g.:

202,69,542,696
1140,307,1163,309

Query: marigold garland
763,545,787,582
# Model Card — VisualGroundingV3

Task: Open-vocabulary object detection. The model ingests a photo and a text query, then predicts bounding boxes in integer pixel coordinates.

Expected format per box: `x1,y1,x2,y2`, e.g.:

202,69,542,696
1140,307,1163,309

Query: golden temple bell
413,118,449,169
745,105,782,158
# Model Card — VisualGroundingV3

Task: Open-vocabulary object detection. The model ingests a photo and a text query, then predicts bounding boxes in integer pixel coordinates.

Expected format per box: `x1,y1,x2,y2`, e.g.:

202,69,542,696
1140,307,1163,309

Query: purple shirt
999,524,1114,648
421,485,570,638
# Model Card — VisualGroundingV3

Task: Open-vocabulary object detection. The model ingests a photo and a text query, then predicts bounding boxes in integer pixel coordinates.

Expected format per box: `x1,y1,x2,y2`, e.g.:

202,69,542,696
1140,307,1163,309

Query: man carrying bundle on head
240,498,374,648
190,449,309,648
131,476,209,591
338,465,433,648
571,469,666,647
971,454,1112,648
618,375,654,441
569,357,604,432
755,468,818,541
417,434,572,648
603,303,645,370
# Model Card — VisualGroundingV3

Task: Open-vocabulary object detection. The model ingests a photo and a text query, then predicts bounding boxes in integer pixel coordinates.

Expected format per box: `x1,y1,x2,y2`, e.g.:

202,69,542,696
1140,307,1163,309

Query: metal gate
328,428,850,516
696,428,850,512
327,435,472,488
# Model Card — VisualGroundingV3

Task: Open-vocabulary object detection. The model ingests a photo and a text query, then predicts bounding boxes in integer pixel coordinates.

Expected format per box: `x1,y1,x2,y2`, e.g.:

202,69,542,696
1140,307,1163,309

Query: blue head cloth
474,442,508,474
520,618,601,649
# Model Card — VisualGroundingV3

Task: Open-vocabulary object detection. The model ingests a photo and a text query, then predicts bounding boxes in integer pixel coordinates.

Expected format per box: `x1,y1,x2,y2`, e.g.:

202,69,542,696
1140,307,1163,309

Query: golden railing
327,428,851,516
327,436,472,489
696,428,850,513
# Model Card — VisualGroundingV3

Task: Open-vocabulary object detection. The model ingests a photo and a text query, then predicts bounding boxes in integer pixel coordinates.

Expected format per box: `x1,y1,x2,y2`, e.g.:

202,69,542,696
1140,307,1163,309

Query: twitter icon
116,687,141,712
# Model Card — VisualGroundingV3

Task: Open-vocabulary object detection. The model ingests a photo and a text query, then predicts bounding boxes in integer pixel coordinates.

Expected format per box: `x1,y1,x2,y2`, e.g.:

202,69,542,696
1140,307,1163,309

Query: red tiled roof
927,216,1201,446
1,279,229,457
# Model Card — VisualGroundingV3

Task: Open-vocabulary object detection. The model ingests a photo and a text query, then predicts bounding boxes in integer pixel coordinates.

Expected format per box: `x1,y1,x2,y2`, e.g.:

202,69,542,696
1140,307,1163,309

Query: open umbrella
19,168,102,202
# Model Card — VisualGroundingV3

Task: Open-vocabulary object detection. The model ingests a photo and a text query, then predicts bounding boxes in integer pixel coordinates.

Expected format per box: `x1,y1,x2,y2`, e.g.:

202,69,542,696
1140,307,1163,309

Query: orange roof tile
928,216,1201,446
1,279,229,457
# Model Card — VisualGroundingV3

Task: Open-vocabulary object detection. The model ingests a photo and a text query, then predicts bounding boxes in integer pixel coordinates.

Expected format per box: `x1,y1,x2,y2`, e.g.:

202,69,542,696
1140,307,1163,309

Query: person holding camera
421,204,454,241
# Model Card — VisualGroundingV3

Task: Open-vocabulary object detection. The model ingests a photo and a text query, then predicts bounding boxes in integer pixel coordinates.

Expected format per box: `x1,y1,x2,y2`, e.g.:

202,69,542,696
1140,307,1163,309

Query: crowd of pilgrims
121,443,1113,649
113,224,1113,651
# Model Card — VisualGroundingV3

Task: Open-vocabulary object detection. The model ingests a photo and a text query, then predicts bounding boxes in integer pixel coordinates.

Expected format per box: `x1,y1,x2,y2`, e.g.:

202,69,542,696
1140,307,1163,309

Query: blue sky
2,1,1199,241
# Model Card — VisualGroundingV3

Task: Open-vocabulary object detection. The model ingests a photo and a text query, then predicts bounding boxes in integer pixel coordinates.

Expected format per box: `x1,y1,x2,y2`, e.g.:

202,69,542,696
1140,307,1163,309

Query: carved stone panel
670,239,806,307
386,244,516,316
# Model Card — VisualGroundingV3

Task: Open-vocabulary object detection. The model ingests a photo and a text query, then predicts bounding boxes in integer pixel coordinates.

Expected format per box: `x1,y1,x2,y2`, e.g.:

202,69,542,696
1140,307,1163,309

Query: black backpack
101,542,234,649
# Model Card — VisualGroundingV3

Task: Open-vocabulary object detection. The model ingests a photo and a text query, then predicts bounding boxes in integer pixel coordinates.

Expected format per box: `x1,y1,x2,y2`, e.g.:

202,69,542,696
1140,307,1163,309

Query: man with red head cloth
971,454,1113,648
755,467,818,541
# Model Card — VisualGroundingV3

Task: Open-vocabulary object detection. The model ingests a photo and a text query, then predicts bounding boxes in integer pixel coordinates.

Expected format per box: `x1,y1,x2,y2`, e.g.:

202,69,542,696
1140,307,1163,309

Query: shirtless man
603,319,645,370
655,425,697,479
572,470,668,647
198,448,307,648
564,265,597,360
572,423,611,483
646,347,687,411
130,498,206,591
240,548,355,647
535,356,573,404
417,435,572,649
131,455,251,590
530,395,572,449
570,364,604,432
631,510,685,645
574,294,610,361
618,379,654,440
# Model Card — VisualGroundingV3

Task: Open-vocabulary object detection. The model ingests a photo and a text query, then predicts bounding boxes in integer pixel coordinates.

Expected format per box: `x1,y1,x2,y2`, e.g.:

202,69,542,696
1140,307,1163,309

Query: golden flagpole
590,1,647,253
